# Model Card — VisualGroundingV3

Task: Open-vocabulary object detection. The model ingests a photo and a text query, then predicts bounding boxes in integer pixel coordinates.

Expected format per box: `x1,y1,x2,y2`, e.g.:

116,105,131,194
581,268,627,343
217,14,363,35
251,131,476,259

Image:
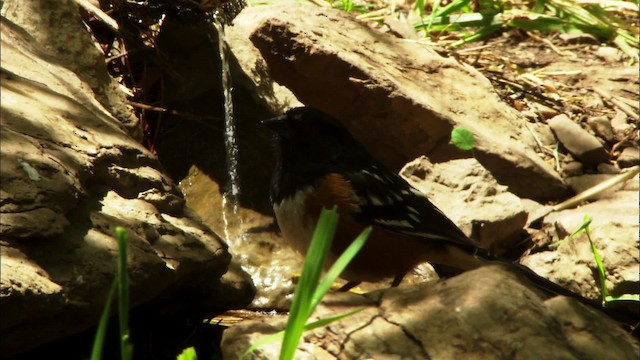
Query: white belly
273,187,316,256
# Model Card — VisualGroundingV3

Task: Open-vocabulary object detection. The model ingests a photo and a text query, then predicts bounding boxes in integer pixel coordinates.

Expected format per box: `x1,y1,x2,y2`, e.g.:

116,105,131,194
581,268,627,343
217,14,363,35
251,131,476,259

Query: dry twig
594,87,640,121
75,0,119,32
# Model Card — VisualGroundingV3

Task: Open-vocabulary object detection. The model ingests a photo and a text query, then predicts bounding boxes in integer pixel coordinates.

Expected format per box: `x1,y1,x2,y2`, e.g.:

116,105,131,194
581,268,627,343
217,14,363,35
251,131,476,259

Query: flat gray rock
0,1,252,355
549,114,610,166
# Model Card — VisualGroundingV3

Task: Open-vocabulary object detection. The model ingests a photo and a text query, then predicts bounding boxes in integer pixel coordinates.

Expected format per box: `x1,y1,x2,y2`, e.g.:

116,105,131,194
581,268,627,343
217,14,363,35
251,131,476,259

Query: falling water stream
209,15,296,308
213,17,242,243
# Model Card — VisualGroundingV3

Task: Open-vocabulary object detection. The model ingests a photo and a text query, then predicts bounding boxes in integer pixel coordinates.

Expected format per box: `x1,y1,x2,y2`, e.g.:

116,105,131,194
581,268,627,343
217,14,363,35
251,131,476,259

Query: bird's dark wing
342,165,481,250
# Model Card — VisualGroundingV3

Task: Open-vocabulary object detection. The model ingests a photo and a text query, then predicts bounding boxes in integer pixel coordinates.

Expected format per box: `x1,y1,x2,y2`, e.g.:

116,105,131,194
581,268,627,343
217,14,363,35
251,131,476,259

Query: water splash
212,16,242,243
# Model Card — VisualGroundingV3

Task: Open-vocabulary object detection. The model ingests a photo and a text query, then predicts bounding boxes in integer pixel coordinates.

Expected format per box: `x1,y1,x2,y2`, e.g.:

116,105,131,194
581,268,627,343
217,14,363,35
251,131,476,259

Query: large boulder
221,265,639,359
0,1,252,355
236,3,568,200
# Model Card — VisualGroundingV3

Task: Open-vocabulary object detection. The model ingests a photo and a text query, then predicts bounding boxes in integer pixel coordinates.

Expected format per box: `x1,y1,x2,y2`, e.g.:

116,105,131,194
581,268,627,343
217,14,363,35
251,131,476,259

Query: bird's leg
337,281,361,292
391,272,407,287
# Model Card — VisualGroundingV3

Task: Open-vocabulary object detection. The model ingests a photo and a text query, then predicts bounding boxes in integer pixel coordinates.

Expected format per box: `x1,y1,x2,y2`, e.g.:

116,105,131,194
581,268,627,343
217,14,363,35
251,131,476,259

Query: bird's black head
262,107,354,143
262,107,372,201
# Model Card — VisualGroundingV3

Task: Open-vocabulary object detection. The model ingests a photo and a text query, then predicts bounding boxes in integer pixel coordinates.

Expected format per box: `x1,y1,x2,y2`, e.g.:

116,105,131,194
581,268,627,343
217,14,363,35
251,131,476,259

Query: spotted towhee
261,107,607,302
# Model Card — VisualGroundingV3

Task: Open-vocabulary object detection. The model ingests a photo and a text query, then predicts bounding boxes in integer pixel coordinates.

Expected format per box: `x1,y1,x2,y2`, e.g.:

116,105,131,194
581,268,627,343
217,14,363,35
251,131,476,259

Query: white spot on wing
400,230,450,241
375,218,412,228
363,169,384,182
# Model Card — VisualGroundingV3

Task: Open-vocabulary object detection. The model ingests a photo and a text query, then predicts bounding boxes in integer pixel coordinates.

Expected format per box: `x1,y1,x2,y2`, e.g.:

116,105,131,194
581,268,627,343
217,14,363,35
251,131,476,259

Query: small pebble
566,174,619,198
561,161,583,177
583,94,604,109
596,46,624,62
530,123,556,146
587,116,615,142
597,163,620,174
617,147,639,168
559,33,599,44
548,114,610,166
610,111,632,138
533,103,559,119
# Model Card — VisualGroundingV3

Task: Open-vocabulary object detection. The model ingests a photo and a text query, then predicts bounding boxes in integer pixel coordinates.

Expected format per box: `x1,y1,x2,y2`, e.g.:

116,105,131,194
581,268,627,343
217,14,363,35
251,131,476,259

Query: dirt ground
454,29,638,162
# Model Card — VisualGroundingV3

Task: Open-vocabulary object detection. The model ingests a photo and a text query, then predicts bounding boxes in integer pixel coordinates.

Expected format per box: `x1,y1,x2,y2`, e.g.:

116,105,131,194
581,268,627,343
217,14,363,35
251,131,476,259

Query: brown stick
594,87,639,122
74,0,119,32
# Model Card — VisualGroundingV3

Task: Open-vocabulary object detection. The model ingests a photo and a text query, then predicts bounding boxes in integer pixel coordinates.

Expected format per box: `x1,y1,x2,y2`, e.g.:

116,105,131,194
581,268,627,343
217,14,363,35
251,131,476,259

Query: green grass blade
242,331,285,359
418,12,501,28
244,208,368,359
569,215,592,237
90,279,118,360
451,23,503,47
605,294,640,303
613,34,639,61
579,216,608,306
414,0,426,18
301,307,365,331
311,227,371,311
177,346,198,360
587,233,607,306
241,307,366,359
435,0,470,17
279,208,338,360
115,227,133,360
532,0,547,13
427,0,443,33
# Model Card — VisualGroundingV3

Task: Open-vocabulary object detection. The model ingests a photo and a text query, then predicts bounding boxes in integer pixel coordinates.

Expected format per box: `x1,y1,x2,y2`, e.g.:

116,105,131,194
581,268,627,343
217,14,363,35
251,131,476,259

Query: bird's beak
261,115,292,137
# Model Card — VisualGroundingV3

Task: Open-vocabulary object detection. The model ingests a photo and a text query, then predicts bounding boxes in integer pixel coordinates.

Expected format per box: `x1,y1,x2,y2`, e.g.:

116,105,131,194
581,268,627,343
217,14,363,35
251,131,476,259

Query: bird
262,106,497,284
259,109,575,287
262,106,637,330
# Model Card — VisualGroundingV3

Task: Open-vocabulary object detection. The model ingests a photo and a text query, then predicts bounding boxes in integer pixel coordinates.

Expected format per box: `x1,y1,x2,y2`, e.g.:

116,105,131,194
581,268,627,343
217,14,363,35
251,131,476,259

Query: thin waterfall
213,16,242,243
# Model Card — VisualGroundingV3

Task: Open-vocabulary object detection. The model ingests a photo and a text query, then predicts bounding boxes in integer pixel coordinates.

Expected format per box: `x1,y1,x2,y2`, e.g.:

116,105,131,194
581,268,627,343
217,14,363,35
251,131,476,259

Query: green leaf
605,294,640,303
241,308,366,359
311,227,371,311
243,209,370,359
90,279,118,360
451,127,475,151
279,208,338,360
565,215,610,306
581,215,608,306
414,0,426,18
451,23,503,46
242,332,284,359
116,226,133,360
435,0,471,17
177,346,198,360
301,307,366,331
